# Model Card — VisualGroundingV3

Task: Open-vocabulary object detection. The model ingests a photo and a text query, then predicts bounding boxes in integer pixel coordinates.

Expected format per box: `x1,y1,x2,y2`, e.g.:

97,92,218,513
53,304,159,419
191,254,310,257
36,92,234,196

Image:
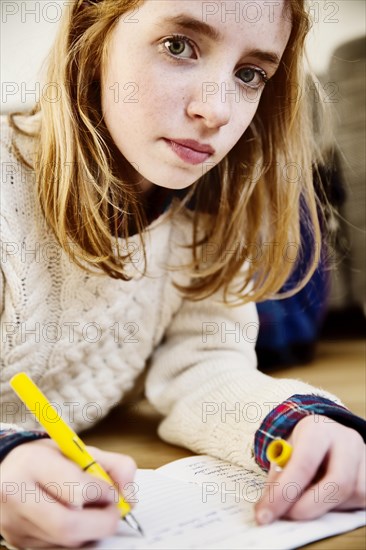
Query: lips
163,139,213,165
167,138,215,155
164,138,215,165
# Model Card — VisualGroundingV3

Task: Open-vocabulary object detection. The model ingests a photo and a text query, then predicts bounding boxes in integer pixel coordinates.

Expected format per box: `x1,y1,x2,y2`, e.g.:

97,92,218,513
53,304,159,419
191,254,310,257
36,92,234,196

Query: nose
186,80,232,129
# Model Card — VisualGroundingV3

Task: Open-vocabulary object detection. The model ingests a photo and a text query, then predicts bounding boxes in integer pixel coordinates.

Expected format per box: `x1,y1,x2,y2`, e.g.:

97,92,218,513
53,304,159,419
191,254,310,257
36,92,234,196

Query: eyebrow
158,14,282,67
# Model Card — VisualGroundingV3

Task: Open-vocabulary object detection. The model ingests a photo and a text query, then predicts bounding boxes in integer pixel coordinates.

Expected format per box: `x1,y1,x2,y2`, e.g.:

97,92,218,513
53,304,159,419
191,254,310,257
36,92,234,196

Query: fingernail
70,488,84,509
257,508,273,525
70,503,83,510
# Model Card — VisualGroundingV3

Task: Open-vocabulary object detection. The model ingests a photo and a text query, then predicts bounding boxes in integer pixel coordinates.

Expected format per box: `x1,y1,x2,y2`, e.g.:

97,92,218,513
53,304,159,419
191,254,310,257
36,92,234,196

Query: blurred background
1,0,365,367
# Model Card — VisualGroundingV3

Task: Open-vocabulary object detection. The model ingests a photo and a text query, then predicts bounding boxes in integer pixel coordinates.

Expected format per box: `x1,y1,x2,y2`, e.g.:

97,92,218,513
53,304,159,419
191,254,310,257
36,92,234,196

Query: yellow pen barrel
10,373,95,467
86,462,131,517
10,373,132,520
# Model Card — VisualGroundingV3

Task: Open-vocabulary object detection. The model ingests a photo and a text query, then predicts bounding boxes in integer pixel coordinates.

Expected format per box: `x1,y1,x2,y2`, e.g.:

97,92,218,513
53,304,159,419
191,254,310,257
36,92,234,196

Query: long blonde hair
9,0,332,305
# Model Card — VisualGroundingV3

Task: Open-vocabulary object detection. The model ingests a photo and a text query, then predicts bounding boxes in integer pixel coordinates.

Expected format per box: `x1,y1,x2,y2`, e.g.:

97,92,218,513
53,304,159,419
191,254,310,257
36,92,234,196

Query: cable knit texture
0,113,344,474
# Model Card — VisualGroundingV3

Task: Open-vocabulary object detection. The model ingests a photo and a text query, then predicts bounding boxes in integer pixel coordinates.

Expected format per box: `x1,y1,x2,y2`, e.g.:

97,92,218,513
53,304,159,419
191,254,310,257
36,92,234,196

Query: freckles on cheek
139,83,181,116
136,90,167,122
139,62,184,100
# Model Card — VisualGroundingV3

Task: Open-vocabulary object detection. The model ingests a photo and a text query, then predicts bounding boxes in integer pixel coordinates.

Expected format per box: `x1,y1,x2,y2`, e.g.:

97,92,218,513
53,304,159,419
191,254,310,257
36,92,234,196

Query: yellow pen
266,438,293,469
10,372,143,536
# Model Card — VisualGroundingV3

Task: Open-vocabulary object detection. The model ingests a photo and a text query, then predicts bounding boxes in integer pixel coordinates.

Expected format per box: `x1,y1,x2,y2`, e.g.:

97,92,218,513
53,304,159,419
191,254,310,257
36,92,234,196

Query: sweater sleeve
144,286,345,474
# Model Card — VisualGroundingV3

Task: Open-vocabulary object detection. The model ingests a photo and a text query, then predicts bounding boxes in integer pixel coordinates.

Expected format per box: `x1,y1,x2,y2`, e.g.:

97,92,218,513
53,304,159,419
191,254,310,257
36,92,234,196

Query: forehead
137,0,292,48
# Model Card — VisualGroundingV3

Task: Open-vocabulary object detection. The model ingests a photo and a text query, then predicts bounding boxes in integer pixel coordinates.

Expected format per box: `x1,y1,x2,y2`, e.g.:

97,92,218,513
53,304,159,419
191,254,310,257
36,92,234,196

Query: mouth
163,138,215,166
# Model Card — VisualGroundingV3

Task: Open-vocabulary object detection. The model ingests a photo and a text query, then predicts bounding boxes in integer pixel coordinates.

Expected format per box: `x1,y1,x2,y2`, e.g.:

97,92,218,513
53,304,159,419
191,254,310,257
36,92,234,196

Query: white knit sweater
0,113,341,473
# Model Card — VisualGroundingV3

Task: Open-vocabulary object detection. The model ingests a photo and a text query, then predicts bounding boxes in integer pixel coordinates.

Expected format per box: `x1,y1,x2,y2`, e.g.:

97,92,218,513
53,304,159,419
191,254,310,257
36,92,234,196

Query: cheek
230,100,260,141
134,65,184,118
106,64,182,125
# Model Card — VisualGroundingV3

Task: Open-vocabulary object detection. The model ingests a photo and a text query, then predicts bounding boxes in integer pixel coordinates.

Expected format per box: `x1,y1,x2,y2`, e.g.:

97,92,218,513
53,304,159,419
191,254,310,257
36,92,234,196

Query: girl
1,0,365,547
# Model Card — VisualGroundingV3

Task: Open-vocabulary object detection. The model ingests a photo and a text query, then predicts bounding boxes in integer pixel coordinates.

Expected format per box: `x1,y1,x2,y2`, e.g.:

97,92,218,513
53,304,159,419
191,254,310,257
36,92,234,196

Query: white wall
1,0,365,113
1,0,65,113
305,0,365,75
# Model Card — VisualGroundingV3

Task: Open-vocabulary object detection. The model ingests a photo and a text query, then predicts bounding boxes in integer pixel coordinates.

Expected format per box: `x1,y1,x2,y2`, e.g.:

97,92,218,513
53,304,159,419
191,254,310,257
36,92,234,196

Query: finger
256,436,330,524
254,462,283,522
46,503,121,547
327,442,366,512
1,531,57,550
1,502,74,549
27,441,121,508
1,514,55,549
36,459,118,509
328,441,366,510
86,447,137,503
24,495,121,547
5,485,121,547
284,437,360,520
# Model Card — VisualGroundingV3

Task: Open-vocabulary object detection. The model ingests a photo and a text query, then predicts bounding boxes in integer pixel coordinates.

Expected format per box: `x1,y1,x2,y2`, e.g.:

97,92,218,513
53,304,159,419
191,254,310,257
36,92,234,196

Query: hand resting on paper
255,416,366,524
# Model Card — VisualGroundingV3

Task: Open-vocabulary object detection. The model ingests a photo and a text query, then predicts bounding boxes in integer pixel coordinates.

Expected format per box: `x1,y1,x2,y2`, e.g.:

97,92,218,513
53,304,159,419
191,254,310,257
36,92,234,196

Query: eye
160,34,197,59
237,67,269,89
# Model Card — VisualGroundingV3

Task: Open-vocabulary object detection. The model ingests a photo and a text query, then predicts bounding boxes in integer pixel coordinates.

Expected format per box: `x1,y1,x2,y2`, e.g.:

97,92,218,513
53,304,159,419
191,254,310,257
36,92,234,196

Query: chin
156,181,196,191
143,171,200,191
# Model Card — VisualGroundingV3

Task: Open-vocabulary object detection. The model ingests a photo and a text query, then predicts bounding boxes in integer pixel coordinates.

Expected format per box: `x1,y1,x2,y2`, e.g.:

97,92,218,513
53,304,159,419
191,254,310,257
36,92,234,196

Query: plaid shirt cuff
254,394,366,471
0,428,49,462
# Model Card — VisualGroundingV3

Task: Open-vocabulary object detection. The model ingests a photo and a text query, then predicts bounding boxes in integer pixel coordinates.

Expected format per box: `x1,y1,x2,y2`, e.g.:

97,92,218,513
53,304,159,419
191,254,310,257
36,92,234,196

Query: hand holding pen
0,373,141,548
255,415,365,525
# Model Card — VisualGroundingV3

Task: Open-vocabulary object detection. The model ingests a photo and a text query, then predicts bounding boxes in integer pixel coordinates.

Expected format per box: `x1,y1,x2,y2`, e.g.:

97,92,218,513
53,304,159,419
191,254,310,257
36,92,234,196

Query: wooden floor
83,339,366,549
271,339,365,418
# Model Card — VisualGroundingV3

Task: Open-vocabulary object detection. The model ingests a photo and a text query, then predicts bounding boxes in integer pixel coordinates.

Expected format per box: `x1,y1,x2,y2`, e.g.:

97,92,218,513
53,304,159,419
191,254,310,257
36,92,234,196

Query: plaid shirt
254,394,366,471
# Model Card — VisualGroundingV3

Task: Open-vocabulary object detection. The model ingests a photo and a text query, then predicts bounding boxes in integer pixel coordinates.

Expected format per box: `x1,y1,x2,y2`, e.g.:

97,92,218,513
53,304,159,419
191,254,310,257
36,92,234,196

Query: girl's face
101,0,291,192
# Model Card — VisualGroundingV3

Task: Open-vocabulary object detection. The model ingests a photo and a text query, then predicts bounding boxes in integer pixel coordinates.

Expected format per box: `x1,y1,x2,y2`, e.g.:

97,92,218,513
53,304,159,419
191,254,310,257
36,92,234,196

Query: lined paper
92,462,365,550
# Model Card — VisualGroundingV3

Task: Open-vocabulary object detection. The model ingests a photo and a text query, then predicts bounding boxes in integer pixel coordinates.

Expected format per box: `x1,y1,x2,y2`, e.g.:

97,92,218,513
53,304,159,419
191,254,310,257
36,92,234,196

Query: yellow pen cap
266,438,293,468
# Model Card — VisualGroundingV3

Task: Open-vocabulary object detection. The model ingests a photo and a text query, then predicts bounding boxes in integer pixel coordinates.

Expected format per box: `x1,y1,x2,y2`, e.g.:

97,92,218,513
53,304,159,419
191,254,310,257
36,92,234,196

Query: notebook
92,455,365,550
